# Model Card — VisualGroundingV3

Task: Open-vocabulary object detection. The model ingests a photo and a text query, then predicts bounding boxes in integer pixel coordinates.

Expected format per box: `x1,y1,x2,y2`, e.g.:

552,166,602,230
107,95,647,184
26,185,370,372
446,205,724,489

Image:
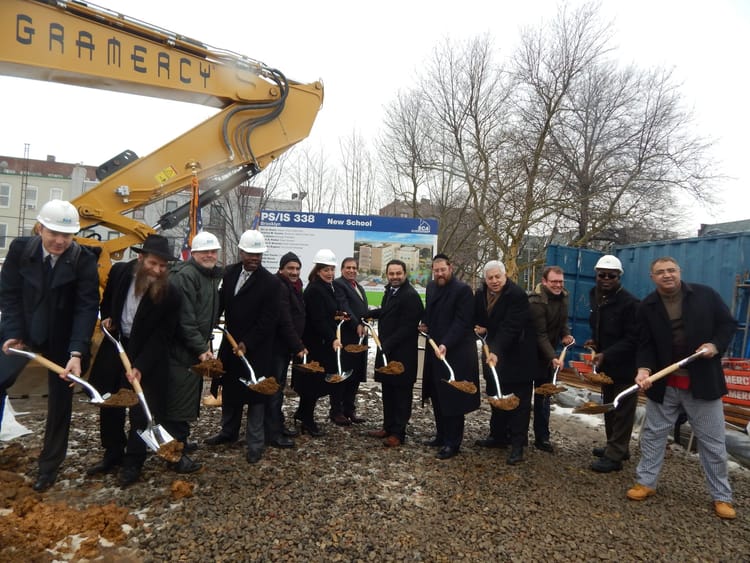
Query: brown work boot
626,483,656,501
714,501,736,520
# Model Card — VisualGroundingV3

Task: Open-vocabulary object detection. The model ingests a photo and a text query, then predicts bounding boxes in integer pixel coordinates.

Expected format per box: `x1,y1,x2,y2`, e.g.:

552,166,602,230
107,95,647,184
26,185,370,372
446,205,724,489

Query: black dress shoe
168,455,202,474
534,440,554,453
330,414,352,426
301,422,325,437
592,447,630,460
270,436,295,448
345,413,366,424
507,447,524,465
33,473,56,492
86,456,123,476
475,437,509,448
436,446,459,460
282,426,299,437
590,456,623,473
205,433,236,446
422,438,443,447
246,450,263,464
118,466,141,488
183,441,199,454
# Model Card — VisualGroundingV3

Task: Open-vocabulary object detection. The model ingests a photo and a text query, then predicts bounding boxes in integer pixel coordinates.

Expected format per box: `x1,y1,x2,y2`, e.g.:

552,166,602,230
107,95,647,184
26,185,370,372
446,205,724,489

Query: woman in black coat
297,250,342,436
474,260,537,465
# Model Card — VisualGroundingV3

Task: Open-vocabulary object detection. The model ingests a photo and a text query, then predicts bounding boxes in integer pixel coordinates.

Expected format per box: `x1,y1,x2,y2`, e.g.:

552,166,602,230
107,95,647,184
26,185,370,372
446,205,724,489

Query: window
0,223,6,248
0,184,10,207
25,185,38,209
133,209,145,220
165,200,178,212
107,231,119,240
50,188,63,201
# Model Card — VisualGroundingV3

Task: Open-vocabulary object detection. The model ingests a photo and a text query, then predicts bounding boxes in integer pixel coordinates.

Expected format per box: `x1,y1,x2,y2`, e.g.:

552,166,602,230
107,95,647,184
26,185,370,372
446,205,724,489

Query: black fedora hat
131,234,178,261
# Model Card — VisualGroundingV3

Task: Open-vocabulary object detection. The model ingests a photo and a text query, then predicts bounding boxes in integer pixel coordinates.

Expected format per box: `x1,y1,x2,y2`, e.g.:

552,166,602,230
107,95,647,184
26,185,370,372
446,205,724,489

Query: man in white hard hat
161,231,223,467
584,255,639,473
208,230,282,465
0,199,99,491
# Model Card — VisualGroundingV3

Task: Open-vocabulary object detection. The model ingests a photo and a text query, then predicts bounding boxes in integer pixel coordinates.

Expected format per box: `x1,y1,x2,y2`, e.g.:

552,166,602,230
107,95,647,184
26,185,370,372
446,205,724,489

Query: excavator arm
1,0,323,274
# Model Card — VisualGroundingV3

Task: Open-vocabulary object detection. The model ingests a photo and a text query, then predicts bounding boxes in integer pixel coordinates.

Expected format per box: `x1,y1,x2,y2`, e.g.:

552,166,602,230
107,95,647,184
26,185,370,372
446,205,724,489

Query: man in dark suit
266,252,307,448
331,257,369,425
473,260,537,465
419,254,480,460
367,259,424,447
87,234,183,488
0,199,99,492
207,230,281,464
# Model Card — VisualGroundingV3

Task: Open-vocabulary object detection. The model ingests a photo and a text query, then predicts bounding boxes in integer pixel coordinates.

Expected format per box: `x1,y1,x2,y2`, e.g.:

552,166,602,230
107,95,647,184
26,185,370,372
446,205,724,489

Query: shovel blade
137,428,160,452
326,370,352,383
572,401,614,415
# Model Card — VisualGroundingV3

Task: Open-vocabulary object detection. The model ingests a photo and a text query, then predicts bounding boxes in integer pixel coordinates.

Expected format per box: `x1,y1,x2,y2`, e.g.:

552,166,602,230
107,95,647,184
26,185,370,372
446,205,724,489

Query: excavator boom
1,0,323,271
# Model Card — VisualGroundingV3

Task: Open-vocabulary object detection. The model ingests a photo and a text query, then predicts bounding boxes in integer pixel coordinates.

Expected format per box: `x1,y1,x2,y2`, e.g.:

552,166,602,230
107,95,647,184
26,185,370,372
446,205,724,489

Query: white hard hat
238,230,267,253
191,231,221,252
313,248,336,266
594,255,623,273
37,199,80,234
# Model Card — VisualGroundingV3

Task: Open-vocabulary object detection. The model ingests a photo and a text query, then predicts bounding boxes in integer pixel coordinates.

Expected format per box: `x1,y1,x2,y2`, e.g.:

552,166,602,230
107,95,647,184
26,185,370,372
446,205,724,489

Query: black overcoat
421,276,480,415
297,278,340,395
588,285,639,384
333,276,369,381
275,273,306,356
636,281,736,402
218,263,281,406
88,259,181,415
474,279,537,394
370,281,424,387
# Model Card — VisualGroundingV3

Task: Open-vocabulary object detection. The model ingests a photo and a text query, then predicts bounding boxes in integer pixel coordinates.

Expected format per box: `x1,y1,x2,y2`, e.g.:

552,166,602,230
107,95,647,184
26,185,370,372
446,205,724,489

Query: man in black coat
331,257,369,425
626,257,737,520
266,251,307,448
473,260,537,465
207,230,281,465
420,254,480,460
367,260,424,447
0,200,99,492
585,255,639,473
87,234,183,487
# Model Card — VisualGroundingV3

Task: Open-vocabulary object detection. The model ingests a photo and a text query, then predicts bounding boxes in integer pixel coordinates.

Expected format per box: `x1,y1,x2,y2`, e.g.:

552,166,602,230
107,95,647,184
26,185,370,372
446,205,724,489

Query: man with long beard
419,254,480,460
87,234,182,488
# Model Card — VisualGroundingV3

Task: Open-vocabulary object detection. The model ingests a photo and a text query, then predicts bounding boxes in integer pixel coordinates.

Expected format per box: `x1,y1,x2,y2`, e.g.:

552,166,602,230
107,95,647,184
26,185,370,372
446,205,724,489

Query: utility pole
18,143,30,236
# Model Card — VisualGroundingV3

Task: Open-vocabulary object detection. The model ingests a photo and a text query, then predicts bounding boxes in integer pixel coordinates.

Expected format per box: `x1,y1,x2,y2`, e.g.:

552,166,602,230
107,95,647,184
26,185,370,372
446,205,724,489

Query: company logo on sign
412,220,432,234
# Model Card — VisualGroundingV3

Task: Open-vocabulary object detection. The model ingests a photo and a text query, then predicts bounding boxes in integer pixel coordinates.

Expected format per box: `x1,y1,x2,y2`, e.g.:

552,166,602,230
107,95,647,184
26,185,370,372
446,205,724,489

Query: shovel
222,328,280,395
362,319,404,375
580,345,613,385
419,331,477,395
6,347,137,407
344,332,369,354
295,353,325,373
573,348,709,414
100,325,182,462
475,332,518,410
326,318,353,383
535,338,575,396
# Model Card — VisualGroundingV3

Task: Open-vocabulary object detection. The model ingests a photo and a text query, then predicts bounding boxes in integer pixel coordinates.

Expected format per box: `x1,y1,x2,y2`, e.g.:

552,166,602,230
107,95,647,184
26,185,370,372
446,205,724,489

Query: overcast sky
2,0,748,234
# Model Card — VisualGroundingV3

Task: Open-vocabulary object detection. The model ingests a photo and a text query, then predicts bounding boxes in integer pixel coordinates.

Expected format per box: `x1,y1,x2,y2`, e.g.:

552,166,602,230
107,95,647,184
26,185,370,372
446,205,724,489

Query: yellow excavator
0,0,324,279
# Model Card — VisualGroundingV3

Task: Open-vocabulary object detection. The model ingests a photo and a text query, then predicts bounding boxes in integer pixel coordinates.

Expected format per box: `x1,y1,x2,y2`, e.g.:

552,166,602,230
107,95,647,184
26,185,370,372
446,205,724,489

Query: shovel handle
644,348,709,385
26,353,66,375
425,337,443,359
223,329,244,357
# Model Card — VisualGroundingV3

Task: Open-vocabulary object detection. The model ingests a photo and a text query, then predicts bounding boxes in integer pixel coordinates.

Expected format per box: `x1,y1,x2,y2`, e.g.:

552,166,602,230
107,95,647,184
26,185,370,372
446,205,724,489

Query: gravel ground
2,382,749,562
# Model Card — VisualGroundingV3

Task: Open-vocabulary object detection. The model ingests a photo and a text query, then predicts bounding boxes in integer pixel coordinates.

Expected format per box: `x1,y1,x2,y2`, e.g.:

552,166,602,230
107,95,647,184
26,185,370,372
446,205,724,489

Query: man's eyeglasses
597,272,619,280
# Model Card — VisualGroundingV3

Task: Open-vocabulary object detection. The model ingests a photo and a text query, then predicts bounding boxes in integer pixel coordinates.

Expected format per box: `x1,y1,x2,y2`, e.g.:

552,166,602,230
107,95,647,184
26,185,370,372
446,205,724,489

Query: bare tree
337,129,382,215
547,63,718,247
285,143,336,214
